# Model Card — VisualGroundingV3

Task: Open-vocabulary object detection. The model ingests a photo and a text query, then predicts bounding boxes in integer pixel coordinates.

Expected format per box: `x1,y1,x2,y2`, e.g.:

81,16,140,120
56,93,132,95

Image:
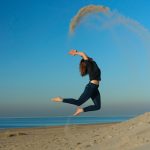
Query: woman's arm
69,49,88,60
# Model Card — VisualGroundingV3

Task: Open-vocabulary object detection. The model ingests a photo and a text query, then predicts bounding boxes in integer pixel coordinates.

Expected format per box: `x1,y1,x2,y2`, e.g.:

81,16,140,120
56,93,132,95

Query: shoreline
0,115,132,132
0,121,120,132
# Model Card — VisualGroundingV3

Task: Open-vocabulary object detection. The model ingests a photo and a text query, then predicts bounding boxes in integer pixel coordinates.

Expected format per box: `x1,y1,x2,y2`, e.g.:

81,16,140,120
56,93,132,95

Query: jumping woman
51,49,101,116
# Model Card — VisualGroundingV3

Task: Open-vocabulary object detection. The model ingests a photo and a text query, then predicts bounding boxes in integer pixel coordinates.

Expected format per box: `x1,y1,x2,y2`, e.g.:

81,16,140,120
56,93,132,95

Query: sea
0,116,135,130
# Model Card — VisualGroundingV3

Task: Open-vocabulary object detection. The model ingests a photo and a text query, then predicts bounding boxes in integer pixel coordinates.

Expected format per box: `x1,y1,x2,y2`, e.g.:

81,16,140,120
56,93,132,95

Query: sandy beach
0,112,150,150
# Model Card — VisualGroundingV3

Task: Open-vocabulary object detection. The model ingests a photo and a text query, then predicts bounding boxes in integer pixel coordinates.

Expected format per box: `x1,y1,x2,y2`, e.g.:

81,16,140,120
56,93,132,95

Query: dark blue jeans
62,82,101,112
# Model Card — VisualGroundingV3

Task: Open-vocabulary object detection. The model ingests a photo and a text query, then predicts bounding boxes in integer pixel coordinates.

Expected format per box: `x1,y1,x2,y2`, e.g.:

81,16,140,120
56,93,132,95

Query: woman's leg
62,83,93,106
83,89,101,112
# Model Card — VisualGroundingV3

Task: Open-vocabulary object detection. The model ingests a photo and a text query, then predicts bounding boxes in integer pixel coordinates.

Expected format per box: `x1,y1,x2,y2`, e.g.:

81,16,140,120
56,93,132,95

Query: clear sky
0,0,150,117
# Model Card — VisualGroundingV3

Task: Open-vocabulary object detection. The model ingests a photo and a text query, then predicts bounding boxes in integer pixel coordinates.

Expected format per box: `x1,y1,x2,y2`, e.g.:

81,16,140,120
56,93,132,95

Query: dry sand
0,112,150,150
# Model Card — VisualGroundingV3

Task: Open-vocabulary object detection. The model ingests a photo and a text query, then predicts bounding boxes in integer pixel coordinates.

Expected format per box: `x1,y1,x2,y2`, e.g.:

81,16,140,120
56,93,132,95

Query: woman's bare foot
51,97,63,102
73,107,84,116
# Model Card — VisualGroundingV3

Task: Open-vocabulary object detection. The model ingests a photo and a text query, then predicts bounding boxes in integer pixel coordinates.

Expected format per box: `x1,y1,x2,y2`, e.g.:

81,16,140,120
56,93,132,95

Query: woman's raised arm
69,49,88,60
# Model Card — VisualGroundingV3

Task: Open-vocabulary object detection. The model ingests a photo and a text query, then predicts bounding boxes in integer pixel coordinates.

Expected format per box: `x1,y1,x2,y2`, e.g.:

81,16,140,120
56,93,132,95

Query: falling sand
69,5,109,34
69,4,150,44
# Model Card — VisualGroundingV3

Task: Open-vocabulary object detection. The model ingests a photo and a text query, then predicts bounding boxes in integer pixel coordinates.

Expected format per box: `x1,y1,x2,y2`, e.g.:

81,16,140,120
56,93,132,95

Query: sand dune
0,112,150,150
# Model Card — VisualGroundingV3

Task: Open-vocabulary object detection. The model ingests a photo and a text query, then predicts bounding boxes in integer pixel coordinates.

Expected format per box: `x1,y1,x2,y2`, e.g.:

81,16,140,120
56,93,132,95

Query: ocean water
0,116,134,129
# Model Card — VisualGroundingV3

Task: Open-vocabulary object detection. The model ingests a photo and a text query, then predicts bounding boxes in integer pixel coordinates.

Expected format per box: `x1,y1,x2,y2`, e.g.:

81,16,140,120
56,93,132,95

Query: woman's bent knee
96,105,101,110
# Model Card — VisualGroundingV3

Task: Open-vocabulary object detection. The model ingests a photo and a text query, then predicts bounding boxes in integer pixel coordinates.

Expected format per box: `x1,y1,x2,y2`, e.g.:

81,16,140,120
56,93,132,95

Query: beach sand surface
0,112,150,150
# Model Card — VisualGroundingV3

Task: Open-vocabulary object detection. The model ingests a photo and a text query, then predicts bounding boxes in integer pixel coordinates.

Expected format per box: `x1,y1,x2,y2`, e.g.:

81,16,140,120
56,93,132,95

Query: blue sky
0,0,150,117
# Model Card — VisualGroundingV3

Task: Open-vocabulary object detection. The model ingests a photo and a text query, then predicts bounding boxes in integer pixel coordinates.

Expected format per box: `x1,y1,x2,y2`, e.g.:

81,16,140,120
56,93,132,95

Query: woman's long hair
79,57,93,76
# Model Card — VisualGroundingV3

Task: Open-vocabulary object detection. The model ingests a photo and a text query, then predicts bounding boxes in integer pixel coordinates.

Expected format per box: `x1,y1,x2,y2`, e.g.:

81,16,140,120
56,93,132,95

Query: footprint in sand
94,139,97,143
85,144,92,147
76,142,81,145
8,133,17,137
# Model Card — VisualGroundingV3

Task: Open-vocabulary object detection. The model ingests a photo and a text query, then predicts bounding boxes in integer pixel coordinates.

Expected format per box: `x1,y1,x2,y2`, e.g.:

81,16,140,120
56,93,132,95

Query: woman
51,49,101,116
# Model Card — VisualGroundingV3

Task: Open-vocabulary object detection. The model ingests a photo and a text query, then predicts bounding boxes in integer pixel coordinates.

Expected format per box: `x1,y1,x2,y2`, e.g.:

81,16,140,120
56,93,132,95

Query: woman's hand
69,49,89,60
68,49,77,56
